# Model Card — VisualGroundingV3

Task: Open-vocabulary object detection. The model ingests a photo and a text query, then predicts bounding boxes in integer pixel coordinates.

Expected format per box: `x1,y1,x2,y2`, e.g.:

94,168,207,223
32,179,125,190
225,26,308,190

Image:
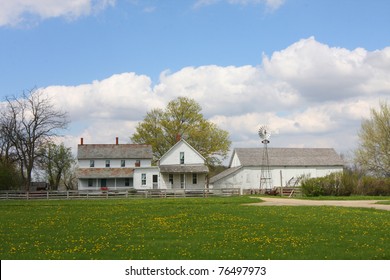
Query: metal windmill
258,125,273,192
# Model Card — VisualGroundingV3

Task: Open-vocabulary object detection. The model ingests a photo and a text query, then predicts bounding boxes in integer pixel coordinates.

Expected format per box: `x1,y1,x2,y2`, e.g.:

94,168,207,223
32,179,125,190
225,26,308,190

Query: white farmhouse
210,147,344,193
76,137,209,191
77,138,159,190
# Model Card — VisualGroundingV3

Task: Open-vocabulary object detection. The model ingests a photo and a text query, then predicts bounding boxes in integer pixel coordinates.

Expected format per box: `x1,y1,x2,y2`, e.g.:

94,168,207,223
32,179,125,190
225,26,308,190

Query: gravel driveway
248,197,390,211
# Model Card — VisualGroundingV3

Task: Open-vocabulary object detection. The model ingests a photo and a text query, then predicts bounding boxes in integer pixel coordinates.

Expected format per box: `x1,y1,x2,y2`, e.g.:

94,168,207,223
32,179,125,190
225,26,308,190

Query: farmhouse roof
231,148,344,167
76,168,134,178
77,144,153,159
159,164,209,173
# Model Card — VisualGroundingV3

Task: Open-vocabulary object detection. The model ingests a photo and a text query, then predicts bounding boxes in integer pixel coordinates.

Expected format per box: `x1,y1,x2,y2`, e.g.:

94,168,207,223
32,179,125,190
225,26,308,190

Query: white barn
210,147,344,193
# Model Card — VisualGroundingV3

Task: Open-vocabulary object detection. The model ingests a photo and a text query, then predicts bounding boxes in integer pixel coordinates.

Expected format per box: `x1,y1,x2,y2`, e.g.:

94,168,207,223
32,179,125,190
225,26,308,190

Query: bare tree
0,89,69,190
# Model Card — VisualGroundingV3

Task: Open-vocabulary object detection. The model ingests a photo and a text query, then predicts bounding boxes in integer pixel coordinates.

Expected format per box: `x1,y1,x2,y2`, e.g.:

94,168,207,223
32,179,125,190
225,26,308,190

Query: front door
101,179,107,187
152,175,158,189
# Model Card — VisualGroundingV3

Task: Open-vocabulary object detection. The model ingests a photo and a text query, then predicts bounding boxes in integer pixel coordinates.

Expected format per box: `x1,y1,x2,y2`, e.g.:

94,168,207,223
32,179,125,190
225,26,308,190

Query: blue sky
2,0,389,93
1,0,390,160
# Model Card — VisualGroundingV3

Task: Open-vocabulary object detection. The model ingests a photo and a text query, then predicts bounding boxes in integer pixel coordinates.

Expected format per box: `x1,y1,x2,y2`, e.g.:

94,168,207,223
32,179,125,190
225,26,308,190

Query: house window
121,160,126,167
169,174,173,185
180,152,185,164
90,160,95,167
141,173,146,186
192,173,198,184
105,160,110,168
88,179,93,187
135,160,141,167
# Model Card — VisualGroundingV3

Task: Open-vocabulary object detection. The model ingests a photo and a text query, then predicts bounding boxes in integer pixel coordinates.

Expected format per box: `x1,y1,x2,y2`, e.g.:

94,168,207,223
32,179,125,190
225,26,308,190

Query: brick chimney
80,138,84,145
176,134,181,142
116,137,119,145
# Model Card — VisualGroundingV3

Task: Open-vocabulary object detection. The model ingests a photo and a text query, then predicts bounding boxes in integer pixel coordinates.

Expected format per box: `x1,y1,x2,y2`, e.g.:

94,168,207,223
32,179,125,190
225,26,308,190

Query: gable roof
77,144,153,159
231,148,344,167
159,138,206,163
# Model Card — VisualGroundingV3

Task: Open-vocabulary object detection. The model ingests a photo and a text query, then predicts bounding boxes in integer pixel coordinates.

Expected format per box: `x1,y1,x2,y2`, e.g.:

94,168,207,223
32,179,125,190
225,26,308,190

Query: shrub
0,160,22,190
359,176,390,196
301,171,390,197
301,176,327,197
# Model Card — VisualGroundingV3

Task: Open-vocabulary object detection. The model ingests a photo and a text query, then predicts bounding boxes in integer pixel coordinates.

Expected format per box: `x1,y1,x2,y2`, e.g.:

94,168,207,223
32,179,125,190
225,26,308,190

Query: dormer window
135,160,141,167
180,152,185,164
121,160,126,167
90,160,95,167
105,160,110,168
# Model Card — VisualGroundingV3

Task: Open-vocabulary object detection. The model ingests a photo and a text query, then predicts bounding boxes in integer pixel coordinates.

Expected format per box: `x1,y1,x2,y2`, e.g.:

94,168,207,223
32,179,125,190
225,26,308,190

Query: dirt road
248,197,390,211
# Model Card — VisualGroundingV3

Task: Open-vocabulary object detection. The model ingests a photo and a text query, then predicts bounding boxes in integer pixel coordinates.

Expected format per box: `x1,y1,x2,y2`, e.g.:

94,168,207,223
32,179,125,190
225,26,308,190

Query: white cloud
44,72,161,122
193,0,285,11
155,65,300,117
193,0,221,9
0,0,115,27
38,37,389,158
228,0,285,10
262,37,377,102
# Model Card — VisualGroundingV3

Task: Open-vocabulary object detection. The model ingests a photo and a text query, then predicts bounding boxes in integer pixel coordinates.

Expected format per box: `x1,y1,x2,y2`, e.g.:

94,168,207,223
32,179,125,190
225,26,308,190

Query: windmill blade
258,125,271,140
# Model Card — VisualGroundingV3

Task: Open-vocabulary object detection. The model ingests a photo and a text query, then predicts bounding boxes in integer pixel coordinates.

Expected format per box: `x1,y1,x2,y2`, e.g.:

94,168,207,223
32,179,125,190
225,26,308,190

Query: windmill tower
258,126,273,192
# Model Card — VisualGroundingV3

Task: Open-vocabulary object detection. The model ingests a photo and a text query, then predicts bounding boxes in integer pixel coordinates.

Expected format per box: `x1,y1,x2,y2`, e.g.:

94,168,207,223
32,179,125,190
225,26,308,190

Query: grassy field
1,196,389,260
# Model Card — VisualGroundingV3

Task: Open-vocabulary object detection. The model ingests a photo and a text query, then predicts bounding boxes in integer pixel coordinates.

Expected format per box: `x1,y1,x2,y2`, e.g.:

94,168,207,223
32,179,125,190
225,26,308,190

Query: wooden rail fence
0,188,240,200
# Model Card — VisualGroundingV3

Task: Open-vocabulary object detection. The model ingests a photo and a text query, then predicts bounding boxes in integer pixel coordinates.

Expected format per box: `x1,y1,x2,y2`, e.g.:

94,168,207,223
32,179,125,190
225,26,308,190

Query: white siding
211,166,344,191
134,167,159,189
78,159,151,168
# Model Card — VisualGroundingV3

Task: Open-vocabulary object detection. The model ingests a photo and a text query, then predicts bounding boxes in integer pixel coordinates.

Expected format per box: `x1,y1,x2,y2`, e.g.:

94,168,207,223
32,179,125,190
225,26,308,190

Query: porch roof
159,164,209,174
77,168,134,178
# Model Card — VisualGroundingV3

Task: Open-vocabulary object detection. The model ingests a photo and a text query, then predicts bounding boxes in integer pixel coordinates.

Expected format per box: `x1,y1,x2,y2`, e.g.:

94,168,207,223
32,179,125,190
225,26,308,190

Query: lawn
1,196,389,260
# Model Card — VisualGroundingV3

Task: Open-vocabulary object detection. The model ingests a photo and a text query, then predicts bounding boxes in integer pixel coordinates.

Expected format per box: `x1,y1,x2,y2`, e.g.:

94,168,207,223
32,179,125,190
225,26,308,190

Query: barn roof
231,148,345,167
77,144,153,159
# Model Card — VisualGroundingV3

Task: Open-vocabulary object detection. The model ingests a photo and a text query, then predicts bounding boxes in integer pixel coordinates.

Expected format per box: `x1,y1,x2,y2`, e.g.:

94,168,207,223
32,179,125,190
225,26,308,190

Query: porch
159,164,209,189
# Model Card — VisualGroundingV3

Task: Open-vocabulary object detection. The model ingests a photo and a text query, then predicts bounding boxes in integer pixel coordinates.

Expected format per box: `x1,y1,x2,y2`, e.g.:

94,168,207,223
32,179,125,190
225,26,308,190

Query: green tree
39,142,75,190
62,162,78,190
354,101,390,177
131,97,231,165
0,159,22,190
0,127,22,190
